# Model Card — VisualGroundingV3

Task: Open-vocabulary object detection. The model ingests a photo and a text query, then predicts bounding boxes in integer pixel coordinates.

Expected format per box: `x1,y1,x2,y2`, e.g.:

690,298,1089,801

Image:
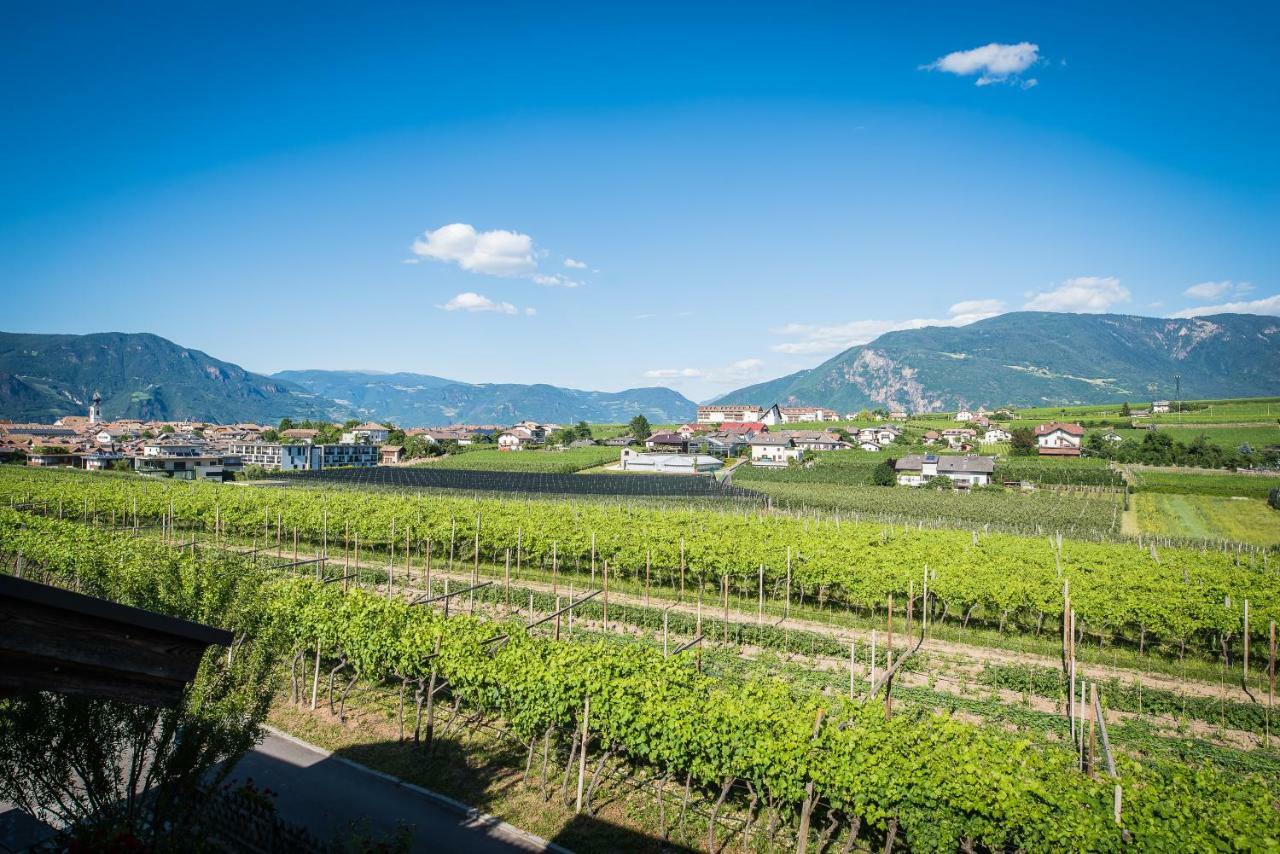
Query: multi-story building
227,442,379,471
696,404,766,424
780,407,839,423
135,442,242,481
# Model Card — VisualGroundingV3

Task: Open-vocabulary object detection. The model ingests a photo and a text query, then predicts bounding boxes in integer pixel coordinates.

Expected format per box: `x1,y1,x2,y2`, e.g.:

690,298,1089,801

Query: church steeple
89,391,102,425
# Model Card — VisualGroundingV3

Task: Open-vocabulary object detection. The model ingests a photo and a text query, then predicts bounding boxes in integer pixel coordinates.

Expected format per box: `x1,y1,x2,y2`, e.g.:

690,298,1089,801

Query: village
0,391,1099,490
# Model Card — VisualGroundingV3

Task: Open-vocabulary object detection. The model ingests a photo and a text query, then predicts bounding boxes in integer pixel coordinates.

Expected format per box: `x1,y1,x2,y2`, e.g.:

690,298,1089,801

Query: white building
618,449,722,473
941,428,977,448
1151,400,1171,414
954,409,974,423
226,442,377,471
749,433,802,467
858,441,882,452
1034,422,1085,457
346,422,390,444
894,454,994,487
696,404,764,424
88,391,102,425
780,407,839,423
979,428,1012,445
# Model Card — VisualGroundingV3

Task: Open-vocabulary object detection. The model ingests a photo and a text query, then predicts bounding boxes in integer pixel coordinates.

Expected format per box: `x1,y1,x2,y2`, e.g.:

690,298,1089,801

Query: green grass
1129,469,1280,500
1134,493,1280,546
1112,425,1280,450
419,446,621,473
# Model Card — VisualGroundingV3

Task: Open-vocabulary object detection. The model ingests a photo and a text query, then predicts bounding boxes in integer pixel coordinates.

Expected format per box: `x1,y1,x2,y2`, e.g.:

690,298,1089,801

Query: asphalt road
227,730,555,853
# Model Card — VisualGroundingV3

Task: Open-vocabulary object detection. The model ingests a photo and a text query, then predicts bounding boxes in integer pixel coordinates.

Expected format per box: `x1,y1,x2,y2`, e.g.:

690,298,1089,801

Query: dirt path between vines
216,537,1261,707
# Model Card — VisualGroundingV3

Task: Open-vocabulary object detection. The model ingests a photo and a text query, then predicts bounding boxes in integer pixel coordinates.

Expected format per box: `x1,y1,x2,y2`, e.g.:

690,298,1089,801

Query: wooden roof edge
0,574,233,647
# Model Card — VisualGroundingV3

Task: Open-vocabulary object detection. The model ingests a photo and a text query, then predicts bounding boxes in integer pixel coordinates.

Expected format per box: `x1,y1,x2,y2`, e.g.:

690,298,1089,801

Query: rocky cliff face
715,312,1280,411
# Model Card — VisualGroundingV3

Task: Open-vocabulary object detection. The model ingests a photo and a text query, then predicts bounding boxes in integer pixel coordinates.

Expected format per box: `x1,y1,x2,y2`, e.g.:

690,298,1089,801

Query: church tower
89,391,102,425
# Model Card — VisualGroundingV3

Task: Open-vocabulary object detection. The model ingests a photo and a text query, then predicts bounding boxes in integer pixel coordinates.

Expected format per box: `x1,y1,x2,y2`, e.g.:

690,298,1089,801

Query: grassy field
1128,469,1280,500
420,446,620,473
1134,493,1280,547
1112,425,1280,449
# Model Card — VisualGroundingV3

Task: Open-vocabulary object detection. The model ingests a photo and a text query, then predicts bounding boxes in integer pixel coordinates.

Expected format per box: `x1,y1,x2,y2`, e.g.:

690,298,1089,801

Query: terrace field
1133,492,1280,548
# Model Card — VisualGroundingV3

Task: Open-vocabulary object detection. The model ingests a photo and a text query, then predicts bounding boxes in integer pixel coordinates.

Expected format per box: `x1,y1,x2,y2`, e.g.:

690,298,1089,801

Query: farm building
618,449,722,473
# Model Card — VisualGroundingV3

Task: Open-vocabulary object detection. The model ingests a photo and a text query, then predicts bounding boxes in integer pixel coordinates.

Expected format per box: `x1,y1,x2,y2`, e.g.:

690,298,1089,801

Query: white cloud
437,292,528,315
642,357,767,385
563,258,587,269
770,300,1005,356
524,307,537,316
1184,281,1231,300
1184,280,1252,300
1169,293,1280,318
531,273,581,288
948,299,1006,324
1023,276,1130,313
922,42,1040,86
412,223,536,276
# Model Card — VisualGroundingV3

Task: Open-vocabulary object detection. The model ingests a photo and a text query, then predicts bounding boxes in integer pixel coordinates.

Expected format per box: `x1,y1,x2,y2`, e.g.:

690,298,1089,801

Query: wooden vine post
679,537,685,601
575,695,591,813
603,560,610,630
504,549,511,609
795,707,826,854
645,548,651,606
716,573,726,643
757,564,764,626
785,547,792,618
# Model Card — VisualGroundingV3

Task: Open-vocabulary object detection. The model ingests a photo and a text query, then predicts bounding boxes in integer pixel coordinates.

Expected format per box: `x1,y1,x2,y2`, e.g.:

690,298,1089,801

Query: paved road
227,730,554,853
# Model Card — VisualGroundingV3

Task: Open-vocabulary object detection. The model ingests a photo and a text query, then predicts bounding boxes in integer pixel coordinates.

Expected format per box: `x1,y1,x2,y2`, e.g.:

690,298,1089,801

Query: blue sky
3,2,1278,401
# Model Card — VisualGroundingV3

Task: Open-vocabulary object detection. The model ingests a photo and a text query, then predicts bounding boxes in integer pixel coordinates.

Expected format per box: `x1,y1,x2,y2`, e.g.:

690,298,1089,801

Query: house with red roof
1034,422,1085,457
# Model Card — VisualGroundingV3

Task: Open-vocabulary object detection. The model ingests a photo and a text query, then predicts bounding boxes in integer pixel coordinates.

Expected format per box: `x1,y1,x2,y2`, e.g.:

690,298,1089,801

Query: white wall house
894,454,994,487
1151,401,1171,414
1034,422,1085,457
954,410,974,422
979,428,1012,444
749,434,802,467
349,422,390,444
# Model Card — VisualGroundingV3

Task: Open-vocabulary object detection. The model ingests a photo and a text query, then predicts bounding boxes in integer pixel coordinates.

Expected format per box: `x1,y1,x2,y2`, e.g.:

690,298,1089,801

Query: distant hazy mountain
274,369,697,424
0,331,334,424
716,312,1280,412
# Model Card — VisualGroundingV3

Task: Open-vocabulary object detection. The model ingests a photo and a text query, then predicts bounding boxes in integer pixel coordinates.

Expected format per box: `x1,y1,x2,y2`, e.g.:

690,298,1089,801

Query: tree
575,421,593,441
628,415,652,442
277,417,295,432
872,459,897,486
160,424,175,434
1009,428,1037,457
1120,401,1132,417
261,429,280,442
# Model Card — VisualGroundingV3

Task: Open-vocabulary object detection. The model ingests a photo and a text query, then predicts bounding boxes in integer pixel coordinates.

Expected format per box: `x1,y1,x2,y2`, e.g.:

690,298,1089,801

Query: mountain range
0,331,697,425
272,370,697,425
4,313,1278,426
716,312,1280,411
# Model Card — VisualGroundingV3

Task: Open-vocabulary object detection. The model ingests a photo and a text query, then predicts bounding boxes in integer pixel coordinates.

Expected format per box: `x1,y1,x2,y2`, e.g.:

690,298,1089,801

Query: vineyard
744,481,1125,538
280,463,763,501
1127,468,1280,500
4,504,1280,852
421,446,621,473
2,467,1275,666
